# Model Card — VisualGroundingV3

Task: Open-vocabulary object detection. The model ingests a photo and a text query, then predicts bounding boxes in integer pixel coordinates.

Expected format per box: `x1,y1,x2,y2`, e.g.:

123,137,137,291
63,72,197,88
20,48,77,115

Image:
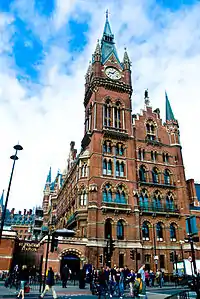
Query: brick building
41,14,200,275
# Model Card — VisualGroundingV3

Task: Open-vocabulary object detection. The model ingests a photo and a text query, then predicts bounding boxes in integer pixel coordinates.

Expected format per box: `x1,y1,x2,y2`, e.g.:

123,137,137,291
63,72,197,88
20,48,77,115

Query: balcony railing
139,204,179,214
101,201,132,213
139,178,176,188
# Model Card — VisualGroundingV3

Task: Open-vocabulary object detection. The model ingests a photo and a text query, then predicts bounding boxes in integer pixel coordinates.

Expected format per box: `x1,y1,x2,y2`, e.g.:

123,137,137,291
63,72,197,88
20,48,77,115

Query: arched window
164,169,171,185
152,190,162,211
81,164,87,177
117,220,124,240
142,222,150,240
139,194,149,210
103,159,107,175
138,148,142,160
152,167,159,183
80,190,87,206
108,160,112,175
114,103,121,128
156,222,163,241
146,120,156,140
116,161,120,176
115,185,127,204
102,184,113,202
120,162,125,177
116,143,124,156
166,192,174,211
139,165,146,182
163,153,169,163
103,140,112,153
170,223,176,241
102,159,112,176
104,101,112,127
151,151,157,162
105,219,112,239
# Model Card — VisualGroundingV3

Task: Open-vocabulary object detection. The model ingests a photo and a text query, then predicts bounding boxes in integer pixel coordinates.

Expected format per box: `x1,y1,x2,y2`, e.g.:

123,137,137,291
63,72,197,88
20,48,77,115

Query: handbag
24,285,30,293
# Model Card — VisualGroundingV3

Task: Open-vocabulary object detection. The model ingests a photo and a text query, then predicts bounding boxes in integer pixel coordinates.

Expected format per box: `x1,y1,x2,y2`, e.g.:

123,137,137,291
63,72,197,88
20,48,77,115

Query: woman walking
16,265,29,299
39,267,57,299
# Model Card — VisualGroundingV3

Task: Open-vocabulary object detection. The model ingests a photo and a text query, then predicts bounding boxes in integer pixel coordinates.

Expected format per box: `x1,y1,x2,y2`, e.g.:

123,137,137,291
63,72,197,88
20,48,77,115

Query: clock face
105,67,121,80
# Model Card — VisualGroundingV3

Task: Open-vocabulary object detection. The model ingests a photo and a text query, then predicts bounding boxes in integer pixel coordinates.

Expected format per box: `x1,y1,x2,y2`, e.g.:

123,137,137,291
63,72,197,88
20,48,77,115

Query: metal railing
139,204,179,213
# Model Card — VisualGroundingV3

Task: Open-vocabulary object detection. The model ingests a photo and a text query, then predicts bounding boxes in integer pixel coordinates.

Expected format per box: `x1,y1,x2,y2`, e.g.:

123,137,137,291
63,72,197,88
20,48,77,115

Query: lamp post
179,240,184,261
0,144,23,241
42,228,75,291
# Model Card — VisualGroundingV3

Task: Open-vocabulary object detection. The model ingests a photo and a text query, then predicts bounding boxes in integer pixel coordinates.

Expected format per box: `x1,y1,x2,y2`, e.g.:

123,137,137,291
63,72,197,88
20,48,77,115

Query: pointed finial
123,47,131,66
106,9,109,20
144,89,150,107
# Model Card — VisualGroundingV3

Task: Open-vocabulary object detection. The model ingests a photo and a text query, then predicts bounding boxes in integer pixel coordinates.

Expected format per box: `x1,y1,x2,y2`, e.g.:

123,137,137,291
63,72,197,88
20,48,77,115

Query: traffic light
170,252,174,262
130,249,135,260
99,254,103,264
50,234,58,253
110,238,115,256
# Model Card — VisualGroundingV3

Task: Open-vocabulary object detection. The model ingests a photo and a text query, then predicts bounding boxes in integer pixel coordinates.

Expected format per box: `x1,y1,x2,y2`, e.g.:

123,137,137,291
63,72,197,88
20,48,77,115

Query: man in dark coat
61,265,69,288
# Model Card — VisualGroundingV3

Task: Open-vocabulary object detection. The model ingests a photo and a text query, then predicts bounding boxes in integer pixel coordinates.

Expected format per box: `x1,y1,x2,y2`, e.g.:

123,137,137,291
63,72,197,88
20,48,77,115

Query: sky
0,0,200,211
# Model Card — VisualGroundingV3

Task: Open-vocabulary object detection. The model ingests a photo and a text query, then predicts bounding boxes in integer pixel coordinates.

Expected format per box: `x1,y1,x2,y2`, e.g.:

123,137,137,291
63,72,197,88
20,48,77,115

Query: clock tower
81,11,139,264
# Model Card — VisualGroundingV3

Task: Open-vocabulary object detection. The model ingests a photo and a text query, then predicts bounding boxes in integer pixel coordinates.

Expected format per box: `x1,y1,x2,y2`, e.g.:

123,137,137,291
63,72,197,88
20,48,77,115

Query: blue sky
0,0,200,209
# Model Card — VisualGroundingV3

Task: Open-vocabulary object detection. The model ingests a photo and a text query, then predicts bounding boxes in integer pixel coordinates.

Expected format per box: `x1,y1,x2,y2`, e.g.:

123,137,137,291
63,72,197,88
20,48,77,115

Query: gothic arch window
80,190,87,206
117,220,124,240
163,152,169,164
164,169,171,185
114,102,121,129
103,183,113,202
166,192,174,211
120,162,125,177
102,159,112,176
139,189,149,209
146,119,157,141
153,190,162,210
156,222,164,241
142,221,150,240
152,167,159,183
151,151,157,162
116,143,124,156
138,149,145,160
115,184,127,204
104,99,112,127
105,218,112,239
170,223,177,241
139,165,146,182
81,163,87,177
103,140,112,154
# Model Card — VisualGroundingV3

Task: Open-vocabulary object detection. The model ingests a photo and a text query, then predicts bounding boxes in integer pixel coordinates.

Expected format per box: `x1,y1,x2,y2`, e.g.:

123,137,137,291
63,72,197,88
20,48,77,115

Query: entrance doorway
60,253,80,278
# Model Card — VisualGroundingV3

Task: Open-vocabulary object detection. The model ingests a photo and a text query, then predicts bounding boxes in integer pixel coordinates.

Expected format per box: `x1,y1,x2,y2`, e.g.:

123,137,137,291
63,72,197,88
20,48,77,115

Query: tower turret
165,91,180,145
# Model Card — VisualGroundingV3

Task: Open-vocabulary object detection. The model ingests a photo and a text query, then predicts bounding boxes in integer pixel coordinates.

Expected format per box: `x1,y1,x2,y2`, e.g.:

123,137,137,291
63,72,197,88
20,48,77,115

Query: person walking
39,267,57,299
61,265,69,288
16,265,29,299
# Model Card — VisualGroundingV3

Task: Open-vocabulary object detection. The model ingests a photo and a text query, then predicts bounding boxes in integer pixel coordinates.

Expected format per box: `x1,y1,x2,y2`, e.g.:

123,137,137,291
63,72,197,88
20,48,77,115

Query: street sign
188,256,192,262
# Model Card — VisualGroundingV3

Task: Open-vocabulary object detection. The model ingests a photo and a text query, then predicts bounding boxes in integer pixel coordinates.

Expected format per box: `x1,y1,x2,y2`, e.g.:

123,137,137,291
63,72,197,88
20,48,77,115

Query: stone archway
59,248,86,276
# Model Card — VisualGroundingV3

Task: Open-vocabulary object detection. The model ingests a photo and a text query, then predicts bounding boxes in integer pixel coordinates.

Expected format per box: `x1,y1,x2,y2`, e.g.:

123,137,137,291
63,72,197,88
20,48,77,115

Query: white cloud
0,0,200,210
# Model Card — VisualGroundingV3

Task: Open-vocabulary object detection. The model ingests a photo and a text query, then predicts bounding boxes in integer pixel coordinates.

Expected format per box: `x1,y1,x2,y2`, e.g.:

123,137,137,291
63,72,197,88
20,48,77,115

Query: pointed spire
46,167,51,184
144,89,150,107
123,47,131,69
103,9,113,37
86,60,92,77
165,91,175,121
94,39,101,55
0,190,4,207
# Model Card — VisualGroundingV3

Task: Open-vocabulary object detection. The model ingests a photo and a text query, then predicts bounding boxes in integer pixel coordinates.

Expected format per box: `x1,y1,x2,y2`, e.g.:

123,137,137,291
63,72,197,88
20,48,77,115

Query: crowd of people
87,264,165,298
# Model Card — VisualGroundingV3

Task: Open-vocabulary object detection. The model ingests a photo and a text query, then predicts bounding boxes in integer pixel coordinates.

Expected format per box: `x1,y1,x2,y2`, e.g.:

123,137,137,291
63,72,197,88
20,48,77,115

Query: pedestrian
16,265,29,299
127,269,135,297
138,264,146,282
61,264,69,288
134,273,148,298
39,267,57,299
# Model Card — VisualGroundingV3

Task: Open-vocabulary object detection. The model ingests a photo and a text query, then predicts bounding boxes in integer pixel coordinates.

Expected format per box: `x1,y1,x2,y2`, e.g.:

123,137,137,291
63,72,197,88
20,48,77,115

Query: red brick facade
42,17,200,275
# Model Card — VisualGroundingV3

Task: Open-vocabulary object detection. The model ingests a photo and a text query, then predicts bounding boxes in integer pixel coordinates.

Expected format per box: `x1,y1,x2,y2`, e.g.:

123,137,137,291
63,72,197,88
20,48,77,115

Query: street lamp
42,228,75,291
0,144,23,241
179,240,184,261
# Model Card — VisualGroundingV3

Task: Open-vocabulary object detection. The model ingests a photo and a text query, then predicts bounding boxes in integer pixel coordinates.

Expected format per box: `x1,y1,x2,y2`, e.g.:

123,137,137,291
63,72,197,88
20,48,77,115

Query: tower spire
144,89,150,107
0,190,4,208
165,91,175,121
46,167,51,184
